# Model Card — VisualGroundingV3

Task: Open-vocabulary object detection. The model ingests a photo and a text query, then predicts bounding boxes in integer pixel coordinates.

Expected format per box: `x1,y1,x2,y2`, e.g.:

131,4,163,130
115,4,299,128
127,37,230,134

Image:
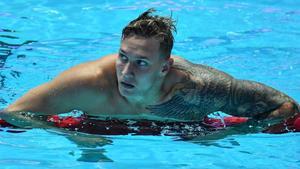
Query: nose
122,62,134,79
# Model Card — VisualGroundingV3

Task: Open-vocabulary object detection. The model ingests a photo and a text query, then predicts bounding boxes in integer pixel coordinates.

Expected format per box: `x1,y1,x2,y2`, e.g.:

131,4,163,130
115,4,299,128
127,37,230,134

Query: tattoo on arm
224,79,298,119
147,60,233,121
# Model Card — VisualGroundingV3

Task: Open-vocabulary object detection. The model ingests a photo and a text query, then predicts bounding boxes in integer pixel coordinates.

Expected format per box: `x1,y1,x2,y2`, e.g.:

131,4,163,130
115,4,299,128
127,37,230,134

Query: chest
86,94,150,119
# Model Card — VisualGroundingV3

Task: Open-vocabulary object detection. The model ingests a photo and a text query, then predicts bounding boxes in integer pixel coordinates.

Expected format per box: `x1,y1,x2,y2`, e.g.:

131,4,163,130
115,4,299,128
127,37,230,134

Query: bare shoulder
171,55,233,79
147,55,235,121
169,55,233,93
6,54,118,114
52,54,118,89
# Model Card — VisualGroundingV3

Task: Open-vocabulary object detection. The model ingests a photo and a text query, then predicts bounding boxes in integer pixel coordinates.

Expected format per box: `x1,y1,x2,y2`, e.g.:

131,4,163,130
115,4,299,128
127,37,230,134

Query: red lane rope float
202,116,249,128
1,114,300,135
45,115,251,135
47,115,82,128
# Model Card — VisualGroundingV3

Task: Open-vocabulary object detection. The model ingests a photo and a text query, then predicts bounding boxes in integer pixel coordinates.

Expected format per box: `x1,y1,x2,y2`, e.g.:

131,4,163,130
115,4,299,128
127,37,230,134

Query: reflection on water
64,132,113,162
0,125,299,167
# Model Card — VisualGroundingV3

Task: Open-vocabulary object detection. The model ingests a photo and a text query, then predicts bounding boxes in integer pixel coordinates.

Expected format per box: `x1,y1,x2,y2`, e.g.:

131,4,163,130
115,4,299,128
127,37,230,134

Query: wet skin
1,35,299,128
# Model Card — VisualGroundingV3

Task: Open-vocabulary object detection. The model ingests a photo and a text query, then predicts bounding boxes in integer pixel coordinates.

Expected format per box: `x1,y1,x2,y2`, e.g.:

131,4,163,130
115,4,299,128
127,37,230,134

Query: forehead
120,36,161,59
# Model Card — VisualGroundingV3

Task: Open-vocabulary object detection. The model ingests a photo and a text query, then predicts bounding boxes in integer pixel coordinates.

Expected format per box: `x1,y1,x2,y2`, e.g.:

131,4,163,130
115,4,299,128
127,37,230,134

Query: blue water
1,0,300,168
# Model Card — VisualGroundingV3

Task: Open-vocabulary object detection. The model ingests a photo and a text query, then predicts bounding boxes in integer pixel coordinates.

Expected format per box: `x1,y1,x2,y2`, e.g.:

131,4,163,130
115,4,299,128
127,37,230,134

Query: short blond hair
122,8,176,59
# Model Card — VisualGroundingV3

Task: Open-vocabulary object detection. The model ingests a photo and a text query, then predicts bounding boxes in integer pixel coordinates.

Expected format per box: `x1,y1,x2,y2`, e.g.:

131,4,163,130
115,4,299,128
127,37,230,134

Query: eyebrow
119,49,150,60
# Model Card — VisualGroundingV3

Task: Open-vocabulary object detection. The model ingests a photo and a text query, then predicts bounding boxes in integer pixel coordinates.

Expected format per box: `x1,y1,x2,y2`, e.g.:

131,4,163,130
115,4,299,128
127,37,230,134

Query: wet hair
121,8,176,59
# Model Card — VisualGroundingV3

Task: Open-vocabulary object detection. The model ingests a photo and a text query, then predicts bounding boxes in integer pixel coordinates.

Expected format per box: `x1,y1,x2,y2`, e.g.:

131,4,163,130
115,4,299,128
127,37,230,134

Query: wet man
1,9,299,132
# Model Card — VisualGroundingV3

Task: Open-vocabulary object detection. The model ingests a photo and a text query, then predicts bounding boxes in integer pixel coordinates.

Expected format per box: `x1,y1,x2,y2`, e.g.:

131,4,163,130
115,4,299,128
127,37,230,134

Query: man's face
116,35,167,100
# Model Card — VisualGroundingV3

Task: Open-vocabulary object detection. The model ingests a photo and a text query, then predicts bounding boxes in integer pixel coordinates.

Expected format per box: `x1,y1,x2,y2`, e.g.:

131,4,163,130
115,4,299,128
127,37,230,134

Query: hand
0,109,52,129
263,114,300,134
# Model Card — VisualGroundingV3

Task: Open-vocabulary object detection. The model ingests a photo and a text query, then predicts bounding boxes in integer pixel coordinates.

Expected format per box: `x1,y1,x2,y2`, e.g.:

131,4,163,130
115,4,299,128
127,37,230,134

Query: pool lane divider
0,114,299,134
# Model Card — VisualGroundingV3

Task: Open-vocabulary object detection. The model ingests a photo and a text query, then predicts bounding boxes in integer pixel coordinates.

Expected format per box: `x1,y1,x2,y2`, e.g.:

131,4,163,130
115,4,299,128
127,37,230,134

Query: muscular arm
223,79,299,122
0,61,106,128
147,58,299,125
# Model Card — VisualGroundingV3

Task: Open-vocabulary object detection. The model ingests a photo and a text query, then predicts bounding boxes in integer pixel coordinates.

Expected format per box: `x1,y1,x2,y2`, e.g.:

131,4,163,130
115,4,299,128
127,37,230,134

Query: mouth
120,81,135,89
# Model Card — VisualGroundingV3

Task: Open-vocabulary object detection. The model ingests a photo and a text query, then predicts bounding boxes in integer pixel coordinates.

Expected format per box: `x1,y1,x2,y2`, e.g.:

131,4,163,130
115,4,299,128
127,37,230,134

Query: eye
136,60,149,67
119,53,128,63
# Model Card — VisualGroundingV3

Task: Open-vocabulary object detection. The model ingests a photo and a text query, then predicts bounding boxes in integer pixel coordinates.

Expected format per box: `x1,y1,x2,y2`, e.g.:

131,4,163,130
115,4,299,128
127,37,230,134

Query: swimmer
1,8,299,132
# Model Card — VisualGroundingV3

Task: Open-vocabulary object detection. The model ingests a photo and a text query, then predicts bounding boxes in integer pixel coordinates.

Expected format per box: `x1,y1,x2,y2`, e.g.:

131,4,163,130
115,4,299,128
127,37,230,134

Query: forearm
0,109,54,128
225,79,299,121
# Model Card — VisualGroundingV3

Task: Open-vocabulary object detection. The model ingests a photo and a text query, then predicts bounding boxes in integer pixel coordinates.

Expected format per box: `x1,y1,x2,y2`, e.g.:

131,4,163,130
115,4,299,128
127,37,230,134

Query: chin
118,85,135,97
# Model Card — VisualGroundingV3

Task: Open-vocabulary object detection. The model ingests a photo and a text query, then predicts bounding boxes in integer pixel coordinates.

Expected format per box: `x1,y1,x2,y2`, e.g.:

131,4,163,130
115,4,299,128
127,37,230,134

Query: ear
160,58,174,76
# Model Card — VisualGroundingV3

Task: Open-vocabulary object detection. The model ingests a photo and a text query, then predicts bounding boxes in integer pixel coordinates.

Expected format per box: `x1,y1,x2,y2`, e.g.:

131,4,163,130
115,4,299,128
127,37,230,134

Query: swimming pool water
1,0,300,168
